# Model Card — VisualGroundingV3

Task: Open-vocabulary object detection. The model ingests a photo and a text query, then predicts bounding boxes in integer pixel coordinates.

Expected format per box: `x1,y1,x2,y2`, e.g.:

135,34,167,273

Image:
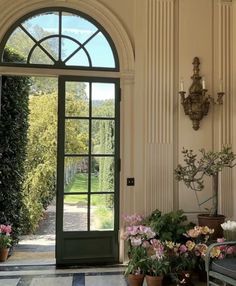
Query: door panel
56,76,120,265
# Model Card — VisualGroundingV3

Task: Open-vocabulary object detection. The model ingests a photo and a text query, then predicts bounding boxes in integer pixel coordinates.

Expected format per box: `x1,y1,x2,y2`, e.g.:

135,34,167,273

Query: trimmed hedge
0,48,30,242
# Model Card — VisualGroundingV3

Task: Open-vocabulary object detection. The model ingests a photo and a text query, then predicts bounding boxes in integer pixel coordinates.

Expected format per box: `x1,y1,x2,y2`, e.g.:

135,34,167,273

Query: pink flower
179,244,187,253
4,225,12,234
218,253,225,259
123,214,144,226
150,239,164,258
131,237,142,246
0,224,12,234
217,238,225,243
226,246,234,255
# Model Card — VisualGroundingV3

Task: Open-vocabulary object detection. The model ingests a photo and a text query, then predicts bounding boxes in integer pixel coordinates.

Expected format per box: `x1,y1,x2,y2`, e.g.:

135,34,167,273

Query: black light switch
127,177,135,186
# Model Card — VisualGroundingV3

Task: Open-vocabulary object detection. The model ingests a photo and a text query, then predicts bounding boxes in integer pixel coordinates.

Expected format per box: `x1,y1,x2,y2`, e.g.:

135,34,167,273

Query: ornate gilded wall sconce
179,57,224,130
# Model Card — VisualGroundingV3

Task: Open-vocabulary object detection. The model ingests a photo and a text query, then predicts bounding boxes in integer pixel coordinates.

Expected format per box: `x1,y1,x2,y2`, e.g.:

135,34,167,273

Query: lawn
64,173,114,230
64,173,99,204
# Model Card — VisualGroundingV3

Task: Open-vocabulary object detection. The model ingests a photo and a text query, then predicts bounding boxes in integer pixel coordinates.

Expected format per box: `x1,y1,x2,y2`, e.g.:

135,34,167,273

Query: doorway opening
4,76,58,265
0,7,120,266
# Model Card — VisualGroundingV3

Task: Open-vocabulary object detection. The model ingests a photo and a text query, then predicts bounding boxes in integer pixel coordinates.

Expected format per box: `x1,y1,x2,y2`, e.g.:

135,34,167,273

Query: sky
22,12,115,68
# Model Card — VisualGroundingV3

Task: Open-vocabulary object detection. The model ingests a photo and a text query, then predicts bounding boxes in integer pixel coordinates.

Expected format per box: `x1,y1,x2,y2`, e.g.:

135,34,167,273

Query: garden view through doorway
0,8,120,265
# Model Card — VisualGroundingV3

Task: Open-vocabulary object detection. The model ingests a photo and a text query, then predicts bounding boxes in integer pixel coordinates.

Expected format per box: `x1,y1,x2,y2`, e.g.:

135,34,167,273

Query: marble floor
0,210,207,286
0,265,208,286
0,238,207,286
0,266,127,286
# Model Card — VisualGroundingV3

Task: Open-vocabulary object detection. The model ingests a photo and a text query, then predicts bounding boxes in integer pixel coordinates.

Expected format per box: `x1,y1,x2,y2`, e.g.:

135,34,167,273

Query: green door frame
56,75,120,265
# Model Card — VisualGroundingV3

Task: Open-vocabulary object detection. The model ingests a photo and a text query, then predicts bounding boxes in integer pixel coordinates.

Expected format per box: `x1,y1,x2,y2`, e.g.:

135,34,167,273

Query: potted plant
144,209,194,243
184,225,214,281
124,246,147,286
165,240,197,286
145,239,169,286
175,146,236,239
0,224,12,262
123,215,156,286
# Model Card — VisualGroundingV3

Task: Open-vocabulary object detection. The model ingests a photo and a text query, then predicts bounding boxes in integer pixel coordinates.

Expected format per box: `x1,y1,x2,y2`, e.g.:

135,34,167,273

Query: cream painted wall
97,0,135,47
0,0,236,231
178,0,236,220
178,0,214,214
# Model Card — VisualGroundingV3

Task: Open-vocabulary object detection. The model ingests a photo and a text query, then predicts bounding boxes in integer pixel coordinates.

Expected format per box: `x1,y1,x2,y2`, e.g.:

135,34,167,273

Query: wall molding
217,0,233,217
144,0,175,214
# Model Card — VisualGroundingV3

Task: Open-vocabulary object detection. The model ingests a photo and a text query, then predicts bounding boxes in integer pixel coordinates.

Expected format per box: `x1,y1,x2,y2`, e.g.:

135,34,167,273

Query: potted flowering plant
123,214,156,286
184,226,214,281
221,220,236,241
164,240,197,286
0,224,12,262
145,239,169,286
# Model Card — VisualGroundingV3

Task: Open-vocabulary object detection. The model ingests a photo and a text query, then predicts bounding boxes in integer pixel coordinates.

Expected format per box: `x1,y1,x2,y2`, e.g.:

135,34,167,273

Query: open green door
56,76,120,265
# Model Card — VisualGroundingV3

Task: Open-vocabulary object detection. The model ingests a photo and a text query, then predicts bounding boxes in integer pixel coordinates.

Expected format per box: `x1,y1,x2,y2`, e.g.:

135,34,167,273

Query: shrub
145,209,195,243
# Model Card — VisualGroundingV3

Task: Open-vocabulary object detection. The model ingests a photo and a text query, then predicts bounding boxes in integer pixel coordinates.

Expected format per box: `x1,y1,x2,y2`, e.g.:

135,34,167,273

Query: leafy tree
92,100,114,192
6,24,58,95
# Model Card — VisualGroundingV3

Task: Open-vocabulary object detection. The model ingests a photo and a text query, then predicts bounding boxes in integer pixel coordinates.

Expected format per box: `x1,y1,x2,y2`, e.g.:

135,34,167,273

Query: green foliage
93,206,114,230
0,235,12,249
92,99,115,200
0,48,30,241
22,83,89,233
124,246,147,275
145,209,194,243
21,92,57,233
146,256,169,276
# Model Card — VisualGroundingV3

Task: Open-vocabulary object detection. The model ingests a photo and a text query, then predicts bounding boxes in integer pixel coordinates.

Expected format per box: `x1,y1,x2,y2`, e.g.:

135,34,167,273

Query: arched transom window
0,8,119,70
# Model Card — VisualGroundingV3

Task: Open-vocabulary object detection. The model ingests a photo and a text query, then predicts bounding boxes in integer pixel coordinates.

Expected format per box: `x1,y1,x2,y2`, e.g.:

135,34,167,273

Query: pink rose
179,244,187,253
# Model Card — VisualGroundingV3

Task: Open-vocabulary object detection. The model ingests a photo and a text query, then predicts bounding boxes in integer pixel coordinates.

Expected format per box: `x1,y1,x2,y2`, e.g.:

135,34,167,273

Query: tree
175,146,236,216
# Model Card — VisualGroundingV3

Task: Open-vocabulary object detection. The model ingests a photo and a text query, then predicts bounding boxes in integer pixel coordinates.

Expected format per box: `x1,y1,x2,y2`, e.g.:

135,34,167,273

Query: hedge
0,48,30,241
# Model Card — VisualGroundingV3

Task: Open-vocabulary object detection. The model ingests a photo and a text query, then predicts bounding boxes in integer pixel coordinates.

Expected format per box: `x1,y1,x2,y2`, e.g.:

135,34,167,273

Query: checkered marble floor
0,266,129,286
0,266,207,286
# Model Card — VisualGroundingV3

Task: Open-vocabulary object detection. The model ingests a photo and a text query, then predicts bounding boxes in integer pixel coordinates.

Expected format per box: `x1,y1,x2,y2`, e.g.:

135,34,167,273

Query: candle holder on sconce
179,57,224,130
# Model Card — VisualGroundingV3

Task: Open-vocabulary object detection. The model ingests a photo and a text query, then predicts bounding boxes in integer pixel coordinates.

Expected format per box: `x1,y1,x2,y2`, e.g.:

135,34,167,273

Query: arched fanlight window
0,8,119,70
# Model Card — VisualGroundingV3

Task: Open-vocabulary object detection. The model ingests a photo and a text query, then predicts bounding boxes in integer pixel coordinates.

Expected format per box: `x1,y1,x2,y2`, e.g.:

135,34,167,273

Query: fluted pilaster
145,0,175,214
218,0,233,217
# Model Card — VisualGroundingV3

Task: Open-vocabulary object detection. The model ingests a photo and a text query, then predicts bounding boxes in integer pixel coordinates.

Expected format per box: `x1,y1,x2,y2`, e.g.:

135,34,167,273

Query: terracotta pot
198,214,225,240
146,275,163,286
0,248,9,262
127,274,145,286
